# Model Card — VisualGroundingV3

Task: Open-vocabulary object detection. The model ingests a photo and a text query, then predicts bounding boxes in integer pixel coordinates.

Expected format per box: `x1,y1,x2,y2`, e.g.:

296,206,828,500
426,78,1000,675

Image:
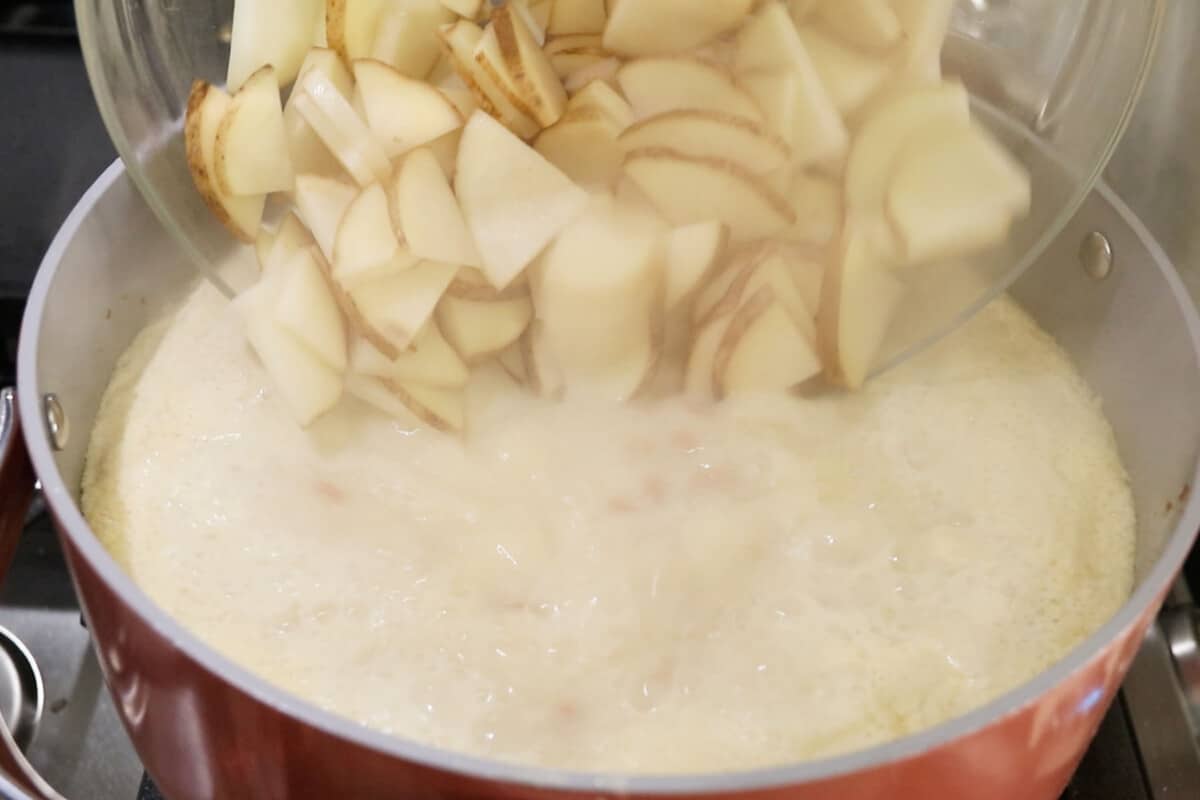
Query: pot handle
0,388,67,800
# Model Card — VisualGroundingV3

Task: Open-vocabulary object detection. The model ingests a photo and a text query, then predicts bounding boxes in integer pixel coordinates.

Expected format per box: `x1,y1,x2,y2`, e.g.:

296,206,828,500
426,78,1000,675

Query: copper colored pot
1,162,1199,799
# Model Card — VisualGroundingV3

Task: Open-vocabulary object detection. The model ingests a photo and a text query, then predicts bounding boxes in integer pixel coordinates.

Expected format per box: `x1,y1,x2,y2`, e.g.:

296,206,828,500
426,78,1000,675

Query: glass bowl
76,0,1163,374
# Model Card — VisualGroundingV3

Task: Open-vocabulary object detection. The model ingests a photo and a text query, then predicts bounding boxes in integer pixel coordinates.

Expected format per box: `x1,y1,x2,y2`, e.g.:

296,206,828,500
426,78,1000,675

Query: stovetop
2,4,1200,799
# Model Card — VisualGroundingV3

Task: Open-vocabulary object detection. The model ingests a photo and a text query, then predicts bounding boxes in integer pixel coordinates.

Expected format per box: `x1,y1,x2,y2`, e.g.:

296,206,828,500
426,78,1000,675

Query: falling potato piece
262,213,315,273
349,321,470,388
294,174,358,263
563,57,622,93
569,80,635,128
332,182,409,286
886,123,1032,266
227,0,323,91
735,3,847,165
346,260,459,358
778,172,842,249
684,313,733,398
623,147,795,242
184,81,266,243
619,110,790,175
234,276,342,426
353,59,464,157
255,228,276,270
393,148,483,268
439,20,540,139
274,247,348,371
534,107,626,187
602,0,755,57
892,0,955,82
549,0,607,35
492,1,569,126
392,381,467,432
714,286,822,397
618,58,763,121
437,0,481,18
282,49,353,181
797,25,889,116
371,1,456,78
344,373,425,426
437,293,535,363
664,220,728,311
215,66,294,197
543,34,607,57
817,224,907,389
818,0,902,52
846,81,972,258
294,67,392,187
455,110,589,289
326,0,388,63
534,196,661,401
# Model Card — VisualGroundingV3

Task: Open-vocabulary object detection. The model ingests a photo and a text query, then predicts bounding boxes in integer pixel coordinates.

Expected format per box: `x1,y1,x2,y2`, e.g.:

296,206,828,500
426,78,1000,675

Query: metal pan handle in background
0,388,66,800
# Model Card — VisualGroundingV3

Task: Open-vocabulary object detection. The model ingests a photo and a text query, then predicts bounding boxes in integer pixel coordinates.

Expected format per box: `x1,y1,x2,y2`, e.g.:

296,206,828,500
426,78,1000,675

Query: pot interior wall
25,167,1200,602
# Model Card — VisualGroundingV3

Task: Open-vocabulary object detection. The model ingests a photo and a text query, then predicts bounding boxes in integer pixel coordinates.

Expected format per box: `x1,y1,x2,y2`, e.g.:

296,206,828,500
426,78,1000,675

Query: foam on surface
82,282,1134,773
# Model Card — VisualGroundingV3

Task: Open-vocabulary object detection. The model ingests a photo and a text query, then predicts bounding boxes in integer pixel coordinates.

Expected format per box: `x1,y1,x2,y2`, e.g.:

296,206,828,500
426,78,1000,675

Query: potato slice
332,182,403,284
227,0,323,91
618,58,763,121
353,59,464,157
437,294,535,363
262,213,315,273
798,26,889,115
255,227,276,269
393,381,466,432
886,123,1032,265
293,67,391,186
818,0,902,52
544,34,606,56
455,110,589,289
294,174,358,262
371,1,455,78
845,81,970,254
735,3,847,165
492,1,569,126
393,148,483,268
549,0,607,35
619,110,789,175
534,107,626,187
326,0,387,63
345,260,459,357
184,81,265,242
438,19,540,139
349,321,470,388
817,225,907,389
684,313,733,398
282,50,353,181
563,57,622,93
892,0,955,81
234,276,342,426
664,220,728,311
569,80,635,128
780,171,842,247
274,247,348,371
714,287,821,397
215,66,294,197
603,0,754,56
438,0,481,17
534,197,662,401
623,147,795,242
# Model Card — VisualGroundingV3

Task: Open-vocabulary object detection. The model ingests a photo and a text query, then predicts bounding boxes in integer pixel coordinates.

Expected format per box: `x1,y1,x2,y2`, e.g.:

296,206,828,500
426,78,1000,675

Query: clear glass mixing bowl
76,0,1163,375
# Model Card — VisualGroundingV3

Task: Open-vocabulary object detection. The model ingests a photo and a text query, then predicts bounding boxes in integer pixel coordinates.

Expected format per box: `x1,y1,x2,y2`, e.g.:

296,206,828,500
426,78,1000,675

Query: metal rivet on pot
1080,232,1113,281
43,394,68,452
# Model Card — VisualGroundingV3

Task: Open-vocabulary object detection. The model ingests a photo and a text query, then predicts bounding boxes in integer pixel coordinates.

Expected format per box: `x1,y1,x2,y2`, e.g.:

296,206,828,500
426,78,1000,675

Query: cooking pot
0,161,1198,799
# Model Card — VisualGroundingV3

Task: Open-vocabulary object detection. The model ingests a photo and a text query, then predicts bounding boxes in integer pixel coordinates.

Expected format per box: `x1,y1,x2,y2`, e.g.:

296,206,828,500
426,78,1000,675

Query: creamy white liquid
82,282,1134,773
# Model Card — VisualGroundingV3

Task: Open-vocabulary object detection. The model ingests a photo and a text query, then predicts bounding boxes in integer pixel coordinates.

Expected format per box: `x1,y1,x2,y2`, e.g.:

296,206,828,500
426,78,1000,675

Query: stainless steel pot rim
17,160,1200,795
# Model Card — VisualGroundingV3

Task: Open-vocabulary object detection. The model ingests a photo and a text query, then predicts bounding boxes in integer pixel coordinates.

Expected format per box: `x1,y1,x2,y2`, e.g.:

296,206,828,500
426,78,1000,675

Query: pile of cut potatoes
185,0,1031,432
